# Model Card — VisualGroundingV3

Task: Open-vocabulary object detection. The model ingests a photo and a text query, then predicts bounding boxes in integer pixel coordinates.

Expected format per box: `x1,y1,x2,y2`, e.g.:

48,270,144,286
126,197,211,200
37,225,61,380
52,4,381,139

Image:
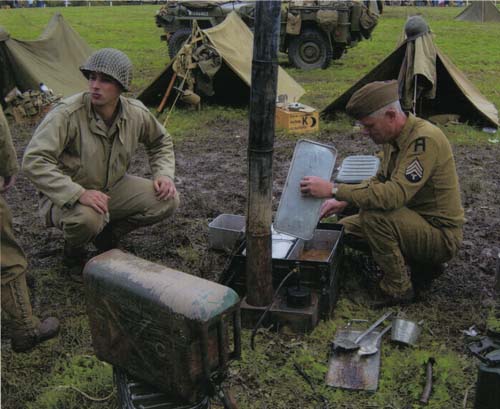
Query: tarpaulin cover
0,13,92,101
321,31,498,128
455,1,500,23
138,12,304,107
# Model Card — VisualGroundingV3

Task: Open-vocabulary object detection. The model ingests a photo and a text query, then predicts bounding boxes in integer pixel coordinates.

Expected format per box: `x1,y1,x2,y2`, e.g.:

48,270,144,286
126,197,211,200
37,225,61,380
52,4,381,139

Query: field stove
83,250,241,407
221,222,344,332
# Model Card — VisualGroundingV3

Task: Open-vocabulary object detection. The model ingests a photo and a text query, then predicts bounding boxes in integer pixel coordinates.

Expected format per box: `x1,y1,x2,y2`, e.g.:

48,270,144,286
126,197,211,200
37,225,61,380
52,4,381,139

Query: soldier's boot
371,253,415,308
63,242,88,282
11,317,60,353
410,262,447,292
93,224,120,253
369,286,415,309
2,276,60,353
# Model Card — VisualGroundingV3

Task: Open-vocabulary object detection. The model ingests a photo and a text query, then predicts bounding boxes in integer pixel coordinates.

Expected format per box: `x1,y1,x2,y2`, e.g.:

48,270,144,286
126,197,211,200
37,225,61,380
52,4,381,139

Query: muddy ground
2,113,500,409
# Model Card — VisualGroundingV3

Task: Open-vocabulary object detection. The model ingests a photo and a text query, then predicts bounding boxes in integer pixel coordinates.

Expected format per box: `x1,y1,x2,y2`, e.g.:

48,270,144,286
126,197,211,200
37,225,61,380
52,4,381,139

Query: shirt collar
393,113,416,150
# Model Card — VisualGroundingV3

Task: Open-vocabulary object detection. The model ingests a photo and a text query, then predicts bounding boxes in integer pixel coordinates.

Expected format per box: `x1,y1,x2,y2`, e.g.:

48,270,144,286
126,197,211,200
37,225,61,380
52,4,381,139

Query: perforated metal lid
335,155,380,184
274,139,337,240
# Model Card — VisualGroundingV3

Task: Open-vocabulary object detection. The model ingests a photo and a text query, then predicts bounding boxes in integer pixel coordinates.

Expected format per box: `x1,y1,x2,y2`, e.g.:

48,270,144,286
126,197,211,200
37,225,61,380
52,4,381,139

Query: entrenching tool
331,311,393,352
357,324,393,356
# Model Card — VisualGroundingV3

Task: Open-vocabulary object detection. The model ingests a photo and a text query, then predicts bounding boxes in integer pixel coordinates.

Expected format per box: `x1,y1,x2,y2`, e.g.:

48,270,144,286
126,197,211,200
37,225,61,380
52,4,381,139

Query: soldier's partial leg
338,214,370,252
1,196,59,352
96,175,180,251
360,207,456,299
49,201,107,279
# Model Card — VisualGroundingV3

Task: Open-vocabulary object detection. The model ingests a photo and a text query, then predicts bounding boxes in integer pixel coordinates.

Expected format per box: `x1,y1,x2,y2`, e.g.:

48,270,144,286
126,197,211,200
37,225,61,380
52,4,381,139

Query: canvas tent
138,12,304,108
455,1,500,23
321,27,498,129
0,13,92,103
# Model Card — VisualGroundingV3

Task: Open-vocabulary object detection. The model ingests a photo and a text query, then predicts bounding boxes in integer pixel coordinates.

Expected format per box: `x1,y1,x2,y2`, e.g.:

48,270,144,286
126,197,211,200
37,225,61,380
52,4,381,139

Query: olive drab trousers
1,195,40,339
339,207,462,296
42,174,180,248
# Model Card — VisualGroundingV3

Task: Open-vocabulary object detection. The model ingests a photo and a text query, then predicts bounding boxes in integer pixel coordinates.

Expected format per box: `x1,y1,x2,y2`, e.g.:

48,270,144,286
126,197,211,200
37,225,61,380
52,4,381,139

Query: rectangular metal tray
274,139,337,240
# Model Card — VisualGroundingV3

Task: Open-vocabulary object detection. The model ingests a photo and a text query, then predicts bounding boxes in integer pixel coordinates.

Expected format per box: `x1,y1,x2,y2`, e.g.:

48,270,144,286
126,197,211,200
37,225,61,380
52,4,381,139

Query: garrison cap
346,80,400,120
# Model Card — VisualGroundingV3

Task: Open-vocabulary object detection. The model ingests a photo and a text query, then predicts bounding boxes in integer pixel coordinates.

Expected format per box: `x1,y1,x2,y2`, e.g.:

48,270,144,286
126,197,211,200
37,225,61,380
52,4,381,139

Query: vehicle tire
168,27,192,59
288,28,332,70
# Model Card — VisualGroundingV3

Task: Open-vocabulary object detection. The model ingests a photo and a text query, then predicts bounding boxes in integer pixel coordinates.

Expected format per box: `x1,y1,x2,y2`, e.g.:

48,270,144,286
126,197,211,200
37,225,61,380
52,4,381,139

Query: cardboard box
275,104,319,133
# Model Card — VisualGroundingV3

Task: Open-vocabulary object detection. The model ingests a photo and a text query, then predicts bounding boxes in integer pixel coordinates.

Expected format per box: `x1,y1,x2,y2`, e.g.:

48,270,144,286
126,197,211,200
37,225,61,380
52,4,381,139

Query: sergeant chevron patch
405,159,423,182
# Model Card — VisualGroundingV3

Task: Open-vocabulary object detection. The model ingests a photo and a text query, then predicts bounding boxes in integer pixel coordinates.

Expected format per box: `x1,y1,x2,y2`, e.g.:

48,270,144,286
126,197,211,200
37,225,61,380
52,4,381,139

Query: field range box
275,103,319,133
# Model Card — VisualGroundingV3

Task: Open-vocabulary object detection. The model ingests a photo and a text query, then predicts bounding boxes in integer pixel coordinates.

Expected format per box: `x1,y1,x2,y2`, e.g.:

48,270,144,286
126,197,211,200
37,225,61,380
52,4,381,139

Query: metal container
391,318,422,346
474,364,500,409
208,214,245,251
84,250,241,403
274,139,337,240
222,223,343,318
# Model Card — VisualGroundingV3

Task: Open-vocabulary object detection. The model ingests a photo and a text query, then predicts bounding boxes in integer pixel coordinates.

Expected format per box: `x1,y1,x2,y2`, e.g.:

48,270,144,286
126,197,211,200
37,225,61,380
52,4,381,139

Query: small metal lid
335,155,380,184
274,139,337,240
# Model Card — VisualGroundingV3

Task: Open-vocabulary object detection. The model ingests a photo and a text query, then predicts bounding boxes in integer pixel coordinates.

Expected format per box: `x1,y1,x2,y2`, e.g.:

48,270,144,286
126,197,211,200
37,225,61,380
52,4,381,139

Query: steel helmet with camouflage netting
80,48,133,91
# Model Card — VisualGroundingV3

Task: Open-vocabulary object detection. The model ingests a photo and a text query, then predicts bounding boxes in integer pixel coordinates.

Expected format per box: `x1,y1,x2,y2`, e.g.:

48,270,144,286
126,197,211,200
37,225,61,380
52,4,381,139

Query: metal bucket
391,318,421,346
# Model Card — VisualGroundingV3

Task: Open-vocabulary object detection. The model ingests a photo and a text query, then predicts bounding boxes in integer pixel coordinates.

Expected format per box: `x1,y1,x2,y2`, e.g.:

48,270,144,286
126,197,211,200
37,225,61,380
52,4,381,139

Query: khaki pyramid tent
0,13,93,103
138,12,304,108
321,26,498,128
455,1,500,23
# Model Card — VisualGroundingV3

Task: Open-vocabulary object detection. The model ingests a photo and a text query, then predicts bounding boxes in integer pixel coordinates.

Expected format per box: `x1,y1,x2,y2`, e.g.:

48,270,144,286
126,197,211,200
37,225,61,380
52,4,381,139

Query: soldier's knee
359,209,387,228
63,206,105,238
143,192,180,223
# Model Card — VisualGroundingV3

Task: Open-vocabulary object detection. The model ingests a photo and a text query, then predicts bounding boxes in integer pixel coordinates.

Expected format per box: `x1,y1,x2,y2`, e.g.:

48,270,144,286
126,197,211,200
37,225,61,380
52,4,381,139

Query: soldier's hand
0,175,16,193
320,199,348,219
154,176,177,200
78,190,110,214
300,176,333,198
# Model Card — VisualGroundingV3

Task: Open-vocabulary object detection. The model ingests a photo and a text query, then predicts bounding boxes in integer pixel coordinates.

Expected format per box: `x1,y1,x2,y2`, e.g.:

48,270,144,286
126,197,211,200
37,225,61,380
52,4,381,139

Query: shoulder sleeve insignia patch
414,137,426,153
405,158,424,183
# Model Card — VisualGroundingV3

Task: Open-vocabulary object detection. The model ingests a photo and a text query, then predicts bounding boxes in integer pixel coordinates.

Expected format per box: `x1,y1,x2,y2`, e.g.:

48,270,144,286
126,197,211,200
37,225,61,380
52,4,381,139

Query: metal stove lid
335,155,380,184
274,139,337,240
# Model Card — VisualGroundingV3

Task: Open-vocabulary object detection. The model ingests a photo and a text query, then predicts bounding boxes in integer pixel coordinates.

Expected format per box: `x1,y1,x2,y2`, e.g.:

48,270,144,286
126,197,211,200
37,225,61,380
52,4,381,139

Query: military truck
155,1,379,70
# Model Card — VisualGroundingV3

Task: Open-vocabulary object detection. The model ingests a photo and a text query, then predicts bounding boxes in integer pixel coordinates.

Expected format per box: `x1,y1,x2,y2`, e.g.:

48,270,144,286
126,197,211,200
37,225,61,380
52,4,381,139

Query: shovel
357,323,392,356
332,311,393,352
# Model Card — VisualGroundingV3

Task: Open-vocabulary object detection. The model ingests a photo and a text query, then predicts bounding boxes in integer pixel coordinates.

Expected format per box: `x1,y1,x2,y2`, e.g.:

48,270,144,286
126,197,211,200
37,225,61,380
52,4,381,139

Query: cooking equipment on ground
357,324,393,356
391,318,422,346
332,311,393,352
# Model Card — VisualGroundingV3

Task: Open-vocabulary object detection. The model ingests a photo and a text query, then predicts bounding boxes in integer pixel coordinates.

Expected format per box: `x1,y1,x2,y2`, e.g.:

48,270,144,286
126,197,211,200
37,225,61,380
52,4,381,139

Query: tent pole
245,1,281,307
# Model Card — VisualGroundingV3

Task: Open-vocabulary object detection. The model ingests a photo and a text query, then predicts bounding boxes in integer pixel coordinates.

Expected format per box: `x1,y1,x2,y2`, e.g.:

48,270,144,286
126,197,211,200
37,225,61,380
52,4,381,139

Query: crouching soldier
300,80,464,307
23,48,180,281
1,105,60,352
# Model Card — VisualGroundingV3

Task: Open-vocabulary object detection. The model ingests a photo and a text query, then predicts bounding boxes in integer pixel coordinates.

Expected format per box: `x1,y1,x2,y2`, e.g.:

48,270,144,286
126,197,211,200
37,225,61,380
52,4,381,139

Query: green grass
1,4,499,409
1,4,499,142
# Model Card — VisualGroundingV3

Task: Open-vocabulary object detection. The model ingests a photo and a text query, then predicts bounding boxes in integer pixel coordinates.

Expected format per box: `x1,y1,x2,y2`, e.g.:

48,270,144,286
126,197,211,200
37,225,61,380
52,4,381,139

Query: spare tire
288,28,332,70
168,27,192,59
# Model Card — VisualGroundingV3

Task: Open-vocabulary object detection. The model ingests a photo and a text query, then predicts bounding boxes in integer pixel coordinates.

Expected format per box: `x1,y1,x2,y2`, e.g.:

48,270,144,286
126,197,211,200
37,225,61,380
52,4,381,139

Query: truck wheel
168,27,192,59
288,28,332,70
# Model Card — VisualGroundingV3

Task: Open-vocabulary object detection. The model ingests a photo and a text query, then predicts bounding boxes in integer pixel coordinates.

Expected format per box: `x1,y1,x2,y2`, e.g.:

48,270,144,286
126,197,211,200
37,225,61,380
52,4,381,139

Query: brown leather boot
93,224,120,253
11,317,60,353
370,286,415,309
63,242,87,282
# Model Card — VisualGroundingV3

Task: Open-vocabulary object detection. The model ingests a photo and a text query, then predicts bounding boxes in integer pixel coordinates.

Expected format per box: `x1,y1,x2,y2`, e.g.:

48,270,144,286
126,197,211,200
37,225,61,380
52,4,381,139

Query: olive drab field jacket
0,105,18,178
22,92,175,209
336,114,464,229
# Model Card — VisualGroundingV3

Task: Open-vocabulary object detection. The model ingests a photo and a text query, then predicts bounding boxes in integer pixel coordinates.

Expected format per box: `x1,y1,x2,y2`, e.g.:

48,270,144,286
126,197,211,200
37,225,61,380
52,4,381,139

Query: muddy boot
369,286,415,309
63,242,87,283
93,224,120,253
11,317,60,353
410,262,447,292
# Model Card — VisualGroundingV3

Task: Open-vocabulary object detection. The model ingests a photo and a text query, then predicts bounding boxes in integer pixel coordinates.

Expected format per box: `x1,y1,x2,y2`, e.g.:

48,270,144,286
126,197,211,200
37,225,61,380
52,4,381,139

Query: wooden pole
245,1,281,307
157,72,177,115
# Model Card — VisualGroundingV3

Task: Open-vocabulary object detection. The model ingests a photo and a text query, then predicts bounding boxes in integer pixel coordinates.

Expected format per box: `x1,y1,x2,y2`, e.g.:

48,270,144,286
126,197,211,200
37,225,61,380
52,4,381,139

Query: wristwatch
331,185,338,198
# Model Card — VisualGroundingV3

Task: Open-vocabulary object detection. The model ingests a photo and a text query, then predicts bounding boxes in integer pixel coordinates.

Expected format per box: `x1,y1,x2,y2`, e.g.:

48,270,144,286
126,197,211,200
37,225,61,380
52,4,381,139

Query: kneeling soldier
300,80,464,306
23,48,180,281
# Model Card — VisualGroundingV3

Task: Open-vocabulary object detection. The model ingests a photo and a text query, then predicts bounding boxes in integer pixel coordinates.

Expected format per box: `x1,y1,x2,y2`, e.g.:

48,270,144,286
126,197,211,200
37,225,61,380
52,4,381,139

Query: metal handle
354,311,393,344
